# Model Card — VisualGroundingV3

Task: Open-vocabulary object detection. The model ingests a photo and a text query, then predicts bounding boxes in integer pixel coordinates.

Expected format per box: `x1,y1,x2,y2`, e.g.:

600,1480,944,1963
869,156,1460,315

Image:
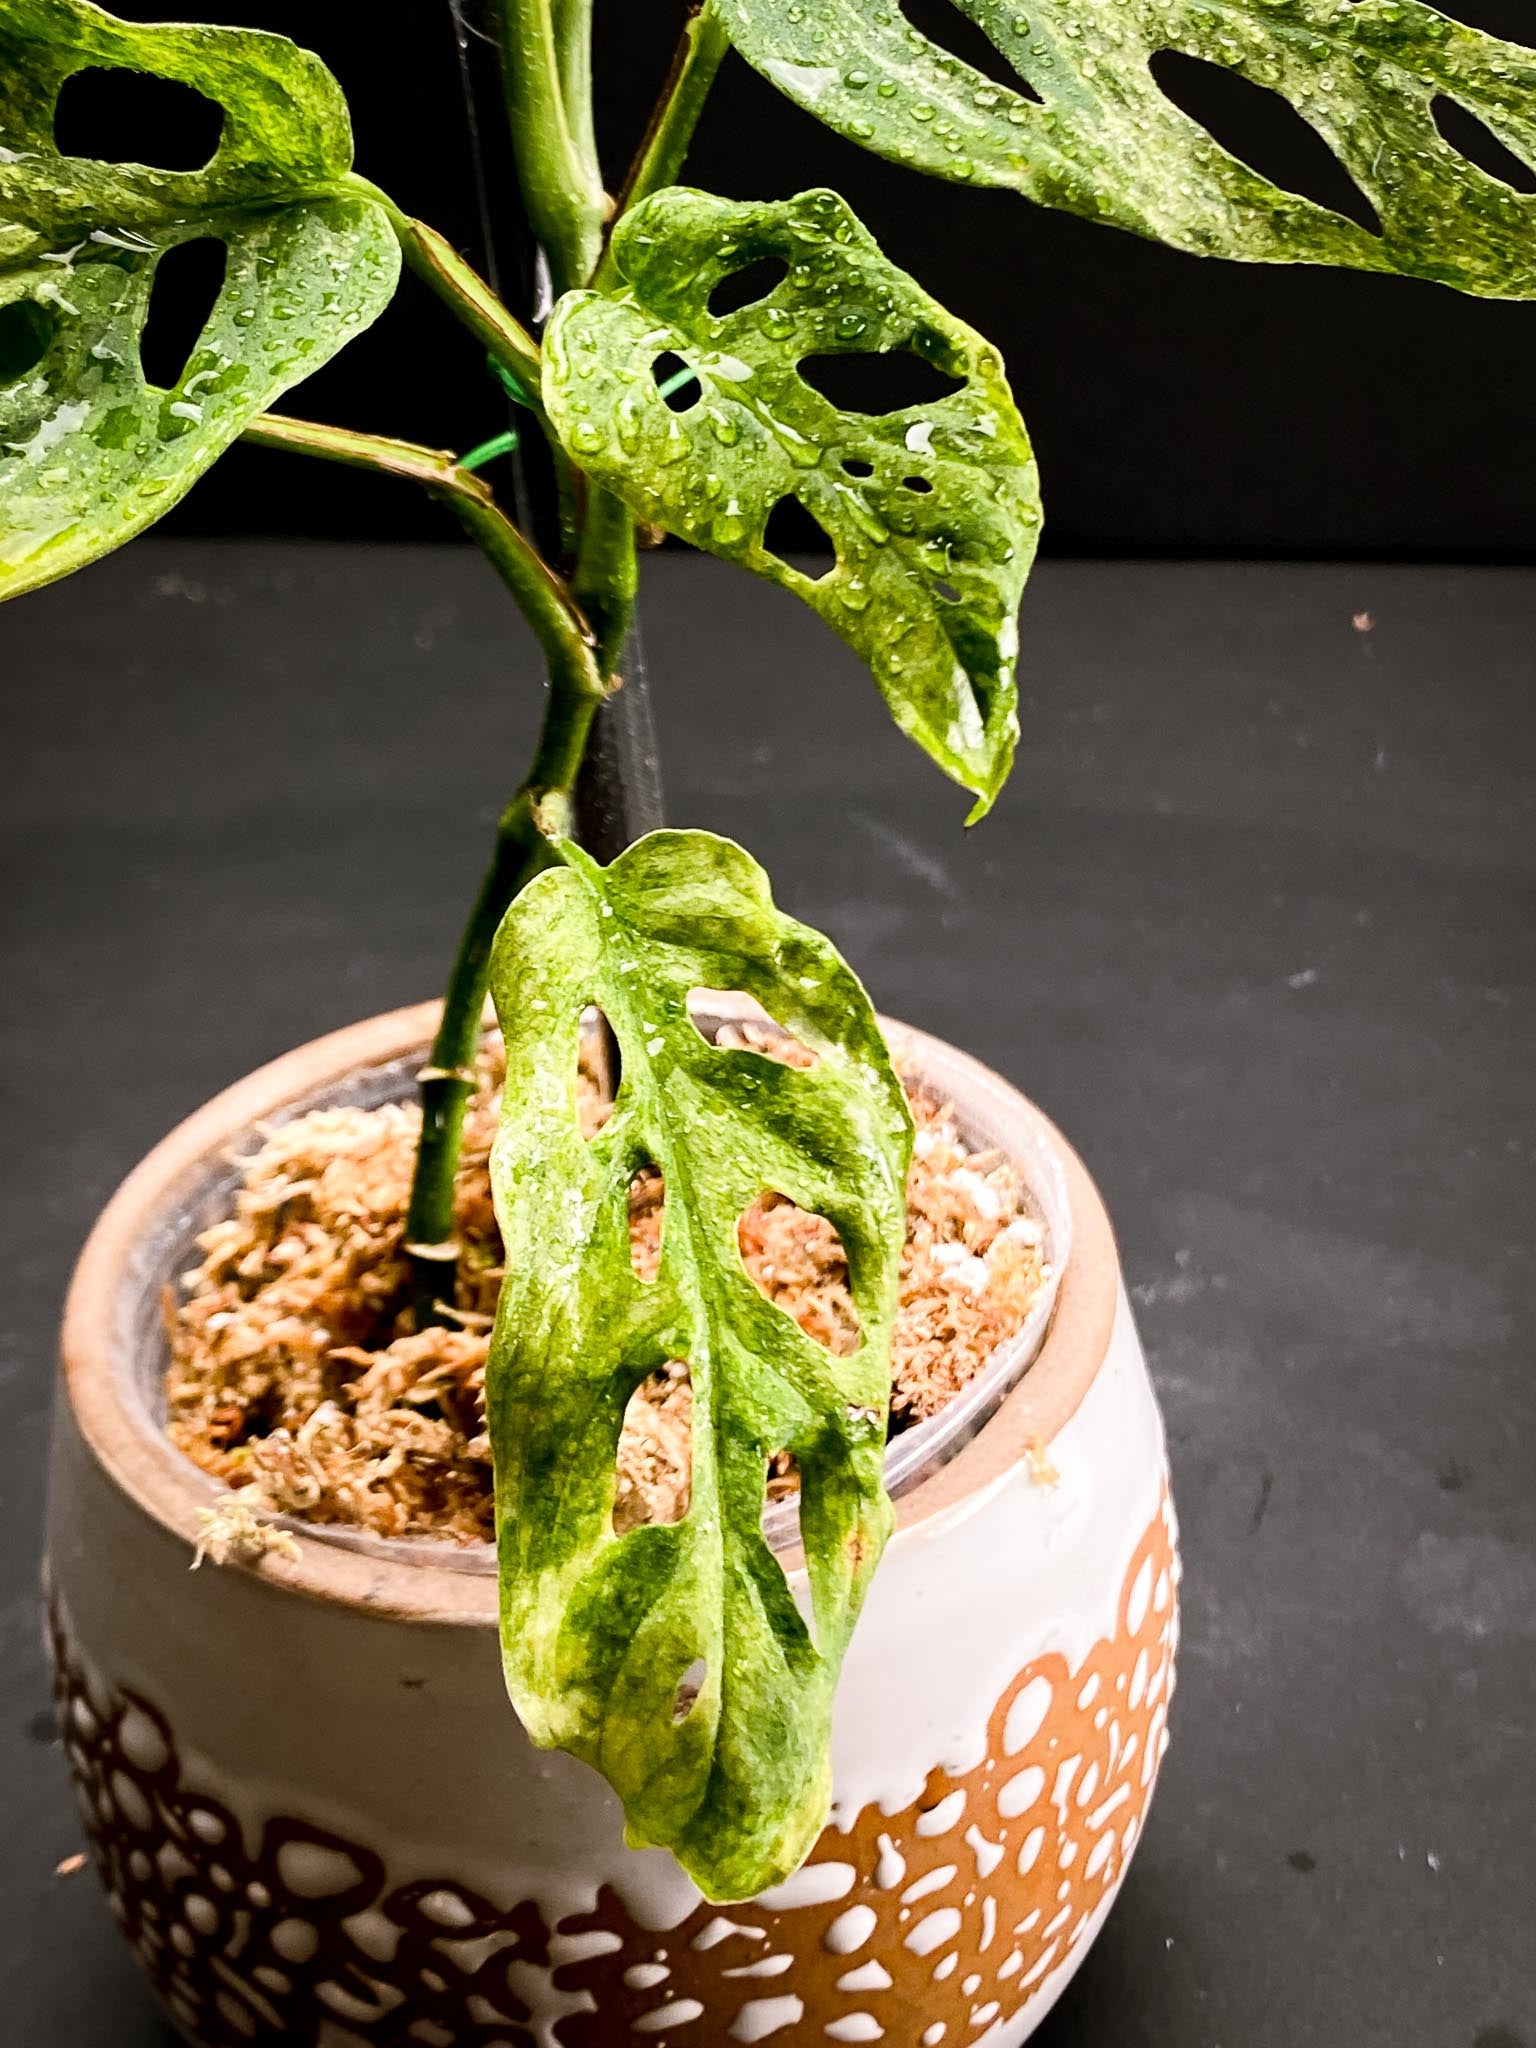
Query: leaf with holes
544,187,1040,816
486,829,911,1900
0,0,399,599
711,0,1536,295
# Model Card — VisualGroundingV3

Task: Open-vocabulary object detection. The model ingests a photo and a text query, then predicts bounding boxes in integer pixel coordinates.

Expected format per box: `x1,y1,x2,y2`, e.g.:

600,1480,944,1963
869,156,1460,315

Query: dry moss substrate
169,1026,1049,1551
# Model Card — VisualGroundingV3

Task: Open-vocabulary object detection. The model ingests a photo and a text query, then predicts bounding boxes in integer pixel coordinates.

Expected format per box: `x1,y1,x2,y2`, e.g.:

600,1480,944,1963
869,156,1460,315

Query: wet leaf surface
544,187,1041,815
713,0,1536,294
0,0,398,599
486,830,912,1900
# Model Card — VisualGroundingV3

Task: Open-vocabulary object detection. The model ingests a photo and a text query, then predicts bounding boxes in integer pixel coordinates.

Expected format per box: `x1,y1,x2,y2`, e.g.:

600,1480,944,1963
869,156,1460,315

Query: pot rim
59,1000,1121,1624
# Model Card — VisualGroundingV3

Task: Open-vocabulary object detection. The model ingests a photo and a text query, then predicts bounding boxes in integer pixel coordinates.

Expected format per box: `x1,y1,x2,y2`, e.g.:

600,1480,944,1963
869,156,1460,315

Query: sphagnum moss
167,1029,1045,1545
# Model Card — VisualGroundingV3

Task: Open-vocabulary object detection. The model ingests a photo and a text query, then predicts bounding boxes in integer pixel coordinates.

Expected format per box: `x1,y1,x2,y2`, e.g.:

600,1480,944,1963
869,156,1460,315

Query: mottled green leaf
487,830,911,1900
712,0,1536,293
0,0,399,598
544,187,1040,815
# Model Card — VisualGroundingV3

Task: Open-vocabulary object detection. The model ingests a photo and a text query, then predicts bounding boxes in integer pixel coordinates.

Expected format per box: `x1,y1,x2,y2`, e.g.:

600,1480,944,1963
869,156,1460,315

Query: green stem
573,488,639,678
399,773,580,1322
294,11,727,1327
241,413,607,1325
568,8,731,669
597,6,730,288
403,654,602,1322
242,415,593,691
401,807,552,1313
349,184,547,416
397,217,547,417
493,0,607,297
554,0,598,208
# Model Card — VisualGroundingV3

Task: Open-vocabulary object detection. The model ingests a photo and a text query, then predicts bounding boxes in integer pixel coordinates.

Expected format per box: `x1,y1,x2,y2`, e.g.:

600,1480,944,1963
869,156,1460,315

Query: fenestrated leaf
711,0,1536,295
486,830,912,1901
544,187,1040,816
0,0,399,598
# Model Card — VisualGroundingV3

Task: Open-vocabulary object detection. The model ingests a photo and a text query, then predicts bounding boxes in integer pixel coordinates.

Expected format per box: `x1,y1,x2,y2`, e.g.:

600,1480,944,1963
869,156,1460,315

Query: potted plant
13,1,1532,2041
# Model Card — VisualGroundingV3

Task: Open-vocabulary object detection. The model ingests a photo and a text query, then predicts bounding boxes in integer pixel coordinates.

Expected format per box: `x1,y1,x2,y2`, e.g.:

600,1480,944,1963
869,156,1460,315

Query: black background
69,0,1536,559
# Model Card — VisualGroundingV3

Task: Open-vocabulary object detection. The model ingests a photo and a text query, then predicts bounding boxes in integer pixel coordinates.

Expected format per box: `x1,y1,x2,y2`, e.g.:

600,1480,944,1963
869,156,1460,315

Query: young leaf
486,830,912,1901
0,0,399,599
544,187,1040,817
711,0,1536,295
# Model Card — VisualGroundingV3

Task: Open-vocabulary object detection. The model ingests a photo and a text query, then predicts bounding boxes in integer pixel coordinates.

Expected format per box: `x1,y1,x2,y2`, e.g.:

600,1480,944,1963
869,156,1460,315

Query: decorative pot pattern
45,1003,1179,2048
50,1493,1175,2048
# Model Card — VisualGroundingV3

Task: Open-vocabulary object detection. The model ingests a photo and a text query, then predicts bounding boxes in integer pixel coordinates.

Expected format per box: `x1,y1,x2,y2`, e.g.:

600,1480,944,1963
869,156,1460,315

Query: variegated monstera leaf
0,0,398,599
486,831,912,1901
712,0,1536,294
545,187,1041,817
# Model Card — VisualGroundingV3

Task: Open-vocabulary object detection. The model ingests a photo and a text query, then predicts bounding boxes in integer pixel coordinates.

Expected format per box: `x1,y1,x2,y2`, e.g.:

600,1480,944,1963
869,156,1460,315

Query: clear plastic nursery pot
45,998,1180,2048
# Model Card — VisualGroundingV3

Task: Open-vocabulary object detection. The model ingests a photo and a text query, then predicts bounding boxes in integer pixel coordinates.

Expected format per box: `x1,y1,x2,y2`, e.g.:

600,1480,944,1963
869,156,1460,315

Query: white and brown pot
45,1001,1180,2048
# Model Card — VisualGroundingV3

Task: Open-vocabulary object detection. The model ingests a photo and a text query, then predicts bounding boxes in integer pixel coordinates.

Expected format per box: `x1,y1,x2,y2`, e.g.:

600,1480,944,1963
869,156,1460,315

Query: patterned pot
45,1000,1179,2048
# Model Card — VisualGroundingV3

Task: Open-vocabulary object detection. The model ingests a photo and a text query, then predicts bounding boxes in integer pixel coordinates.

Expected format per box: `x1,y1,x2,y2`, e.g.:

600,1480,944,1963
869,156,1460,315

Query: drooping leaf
711,0,1536,294
486,830,911,1901
544,187,1040,816
0,0,399,598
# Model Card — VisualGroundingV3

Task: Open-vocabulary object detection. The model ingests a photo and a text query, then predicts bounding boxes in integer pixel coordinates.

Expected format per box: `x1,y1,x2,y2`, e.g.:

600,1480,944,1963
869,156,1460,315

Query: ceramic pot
45,1000,1179,2048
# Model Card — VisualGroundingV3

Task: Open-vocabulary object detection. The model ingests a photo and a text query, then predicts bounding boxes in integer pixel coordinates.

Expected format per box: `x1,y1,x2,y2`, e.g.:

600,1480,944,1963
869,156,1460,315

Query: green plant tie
486,353,532,406
458,428,520,473
456,351,542,471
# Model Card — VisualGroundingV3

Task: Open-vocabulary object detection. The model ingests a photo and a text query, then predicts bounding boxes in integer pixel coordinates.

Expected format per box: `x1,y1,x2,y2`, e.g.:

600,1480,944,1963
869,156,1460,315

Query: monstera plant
4,0,1534,1900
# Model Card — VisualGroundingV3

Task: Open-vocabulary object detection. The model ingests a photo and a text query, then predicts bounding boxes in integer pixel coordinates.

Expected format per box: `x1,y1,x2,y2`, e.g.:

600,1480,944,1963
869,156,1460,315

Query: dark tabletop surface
2,545,1533,2047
